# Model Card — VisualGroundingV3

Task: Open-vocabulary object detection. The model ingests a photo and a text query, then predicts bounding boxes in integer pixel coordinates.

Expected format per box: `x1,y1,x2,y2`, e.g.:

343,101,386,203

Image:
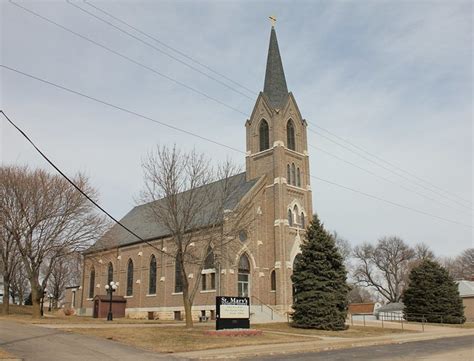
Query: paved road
0,319,186,361
253,335,474,361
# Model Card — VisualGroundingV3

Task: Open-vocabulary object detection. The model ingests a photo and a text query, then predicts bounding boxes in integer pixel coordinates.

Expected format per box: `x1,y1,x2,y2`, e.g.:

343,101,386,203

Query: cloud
1,0,472,256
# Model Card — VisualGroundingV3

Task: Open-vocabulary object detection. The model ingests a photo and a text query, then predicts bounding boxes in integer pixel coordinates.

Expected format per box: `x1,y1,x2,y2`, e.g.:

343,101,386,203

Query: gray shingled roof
457,280,474,297
263,26,289,109
376,302,405,314
86,172,258,253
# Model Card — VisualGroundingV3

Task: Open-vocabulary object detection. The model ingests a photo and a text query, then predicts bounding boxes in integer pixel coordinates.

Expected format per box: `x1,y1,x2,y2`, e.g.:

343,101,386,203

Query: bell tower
245,23,313,310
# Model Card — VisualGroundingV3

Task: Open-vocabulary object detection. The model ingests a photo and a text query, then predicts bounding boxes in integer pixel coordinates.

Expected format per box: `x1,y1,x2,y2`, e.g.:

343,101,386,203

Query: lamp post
104,281,118,321
40,290,47,316
48,294,53,312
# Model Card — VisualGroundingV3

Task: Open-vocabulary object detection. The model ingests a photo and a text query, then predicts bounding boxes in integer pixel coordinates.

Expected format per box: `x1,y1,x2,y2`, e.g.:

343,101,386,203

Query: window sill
172,292,183,295
146,294,157,297
86,298,93,301
124,295,133,299
201,268,216,275
200,289,216,293
286,184,304,191
270,290,276,293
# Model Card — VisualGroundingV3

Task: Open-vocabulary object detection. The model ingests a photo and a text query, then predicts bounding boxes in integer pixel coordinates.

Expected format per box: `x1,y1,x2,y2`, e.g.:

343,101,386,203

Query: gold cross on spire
269,15,276,27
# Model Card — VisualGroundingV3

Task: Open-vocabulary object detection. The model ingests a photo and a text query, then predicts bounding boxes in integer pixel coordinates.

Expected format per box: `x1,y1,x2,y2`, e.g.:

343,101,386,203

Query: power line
83,0,256,96
310,175,472,228
2,64,471,229
9,0,248,117
10,0,471,214
67,0,254,100
309,122,472,206
0,64,244,155
311,144,471,215
308,127,473,212
0,110,169,257
81,0,472,209
78,0,472,209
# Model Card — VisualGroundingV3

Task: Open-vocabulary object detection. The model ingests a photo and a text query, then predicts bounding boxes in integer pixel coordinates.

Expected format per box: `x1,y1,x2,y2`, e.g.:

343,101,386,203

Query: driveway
0,319,186,361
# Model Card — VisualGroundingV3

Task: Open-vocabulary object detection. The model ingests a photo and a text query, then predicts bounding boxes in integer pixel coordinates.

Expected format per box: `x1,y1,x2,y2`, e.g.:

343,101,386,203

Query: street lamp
40,290,47,316
104,281,118,321
48,294,53,312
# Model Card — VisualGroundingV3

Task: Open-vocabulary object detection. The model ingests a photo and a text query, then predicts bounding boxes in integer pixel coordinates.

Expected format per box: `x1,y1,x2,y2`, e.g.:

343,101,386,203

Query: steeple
263,25,288,109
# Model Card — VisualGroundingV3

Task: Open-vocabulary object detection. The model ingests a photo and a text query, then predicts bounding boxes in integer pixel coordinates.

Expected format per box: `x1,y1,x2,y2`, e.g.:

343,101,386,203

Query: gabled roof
263,26,289,109
376,302,405,313
85,172,259,253
457,280,474,297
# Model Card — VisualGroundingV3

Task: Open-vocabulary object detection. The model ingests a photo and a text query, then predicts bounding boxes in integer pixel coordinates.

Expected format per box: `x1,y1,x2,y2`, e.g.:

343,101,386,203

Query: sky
1,0,472,257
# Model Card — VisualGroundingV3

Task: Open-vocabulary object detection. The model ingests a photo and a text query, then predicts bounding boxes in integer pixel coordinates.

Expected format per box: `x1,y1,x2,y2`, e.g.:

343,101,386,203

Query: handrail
251,295,278,320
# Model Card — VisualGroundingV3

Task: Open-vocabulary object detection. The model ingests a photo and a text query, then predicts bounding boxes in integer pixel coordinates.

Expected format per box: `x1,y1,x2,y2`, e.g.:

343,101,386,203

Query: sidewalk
35,321,210,329
171,324,474,360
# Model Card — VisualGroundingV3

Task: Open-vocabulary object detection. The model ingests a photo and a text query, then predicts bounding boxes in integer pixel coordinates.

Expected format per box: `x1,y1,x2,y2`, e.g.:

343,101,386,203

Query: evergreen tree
291,214,349,330
403,259,465,324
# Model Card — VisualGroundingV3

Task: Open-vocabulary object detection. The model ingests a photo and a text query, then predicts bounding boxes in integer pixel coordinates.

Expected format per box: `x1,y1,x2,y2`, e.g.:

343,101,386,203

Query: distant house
457,280,474,321
348,302,381,321
375,302,405,321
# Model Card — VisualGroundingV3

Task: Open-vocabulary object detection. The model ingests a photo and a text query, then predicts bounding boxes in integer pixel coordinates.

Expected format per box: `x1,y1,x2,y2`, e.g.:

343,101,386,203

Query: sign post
216,296,250,330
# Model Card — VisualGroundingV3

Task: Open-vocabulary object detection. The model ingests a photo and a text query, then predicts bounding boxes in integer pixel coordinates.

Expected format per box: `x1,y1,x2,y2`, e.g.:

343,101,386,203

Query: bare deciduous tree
347,284,374,304
0,166,106,318
0,214,21,314
47,252,83,308
353,236,415,303
140,146,252,328
441,248,474,280
414,243,435,261
10,261,29,306
332,231,352,270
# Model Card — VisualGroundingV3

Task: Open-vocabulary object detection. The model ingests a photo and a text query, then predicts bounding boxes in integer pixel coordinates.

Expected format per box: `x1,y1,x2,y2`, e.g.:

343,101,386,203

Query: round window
239,230,248,242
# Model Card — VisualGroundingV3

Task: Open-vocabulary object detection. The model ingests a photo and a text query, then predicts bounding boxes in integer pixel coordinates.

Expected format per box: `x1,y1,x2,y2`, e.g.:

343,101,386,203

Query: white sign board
220,304,250,319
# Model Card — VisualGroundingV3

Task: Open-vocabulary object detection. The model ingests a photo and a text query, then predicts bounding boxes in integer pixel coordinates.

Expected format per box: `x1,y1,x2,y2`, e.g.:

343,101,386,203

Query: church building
79,24,313,321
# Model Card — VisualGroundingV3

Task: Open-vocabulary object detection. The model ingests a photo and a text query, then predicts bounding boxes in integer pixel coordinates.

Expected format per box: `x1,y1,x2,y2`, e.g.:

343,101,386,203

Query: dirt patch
65,325,311,353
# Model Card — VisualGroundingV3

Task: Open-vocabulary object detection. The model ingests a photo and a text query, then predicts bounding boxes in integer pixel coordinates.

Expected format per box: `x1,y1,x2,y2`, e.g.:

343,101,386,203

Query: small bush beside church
291,215,349,330
403,259,465,324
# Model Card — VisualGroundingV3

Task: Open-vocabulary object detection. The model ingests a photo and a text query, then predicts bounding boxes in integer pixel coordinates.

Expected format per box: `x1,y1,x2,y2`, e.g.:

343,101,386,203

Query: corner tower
246,24,313,310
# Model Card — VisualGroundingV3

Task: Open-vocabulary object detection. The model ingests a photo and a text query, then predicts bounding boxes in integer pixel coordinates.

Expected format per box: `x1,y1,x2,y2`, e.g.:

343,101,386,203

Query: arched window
293,205,299,224
301,212,305,229
126,259,134,296
287,164,291,183
149,255,157,295
202,246,216,291
204,247,215,269
88,267,95,299
288,209,293,226
107,262,113,286
287,120,296,150
175,261,183,293
259,120,270,151
238,254,250,297
291,163,296,186
297,168,301,187
270,270,276,291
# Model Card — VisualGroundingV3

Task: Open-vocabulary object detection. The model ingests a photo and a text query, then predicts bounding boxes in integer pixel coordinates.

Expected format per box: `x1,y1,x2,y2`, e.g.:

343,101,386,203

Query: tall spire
263,24,288,109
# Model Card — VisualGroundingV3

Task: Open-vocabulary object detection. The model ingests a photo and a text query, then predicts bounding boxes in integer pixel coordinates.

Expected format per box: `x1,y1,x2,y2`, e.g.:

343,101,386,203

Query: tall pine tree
403,259,465,324
291,214,349,330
